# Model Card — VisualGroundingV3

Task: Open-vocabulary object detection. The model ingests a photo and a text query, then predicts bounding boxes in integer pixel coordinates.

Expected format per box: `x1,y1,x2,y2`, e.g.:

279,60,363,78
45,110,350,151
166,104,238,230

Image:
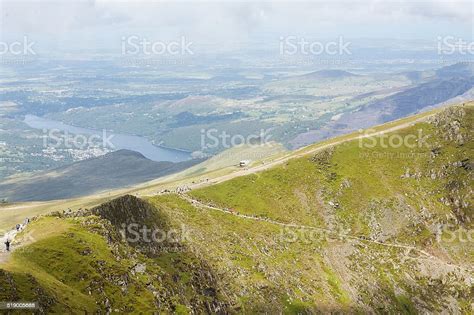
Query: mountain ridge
0,150,203,202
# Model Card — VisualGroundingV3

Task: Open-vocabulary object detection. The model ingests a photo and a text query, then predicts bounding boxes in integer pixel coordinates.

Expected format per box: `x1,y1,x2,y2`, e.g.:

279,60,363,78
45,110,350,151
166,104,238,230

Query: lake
24,115,192,163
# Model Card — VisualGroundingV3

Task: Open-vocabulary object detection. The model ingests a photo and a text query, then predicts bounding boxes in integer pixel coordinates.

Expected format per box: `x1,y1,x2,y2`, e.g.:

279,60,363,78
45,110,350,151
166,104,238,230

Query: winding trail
182,195,473,273
171,110,472,273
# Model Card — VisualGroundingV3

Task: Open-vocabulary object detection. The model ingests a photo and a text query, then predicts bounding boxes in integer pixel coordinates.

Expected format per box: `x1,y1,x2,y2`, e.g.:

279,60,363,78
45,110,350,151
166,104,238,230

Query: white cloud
0,0,471,52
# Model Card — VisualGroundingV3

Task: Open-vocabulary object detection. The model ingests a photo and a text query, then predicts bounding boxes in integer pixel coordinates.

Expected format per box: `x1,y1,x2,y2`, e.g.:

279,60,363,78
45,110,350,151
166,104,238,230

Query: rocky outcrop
429,105,469,145
88,195,230,313
428,105,473,223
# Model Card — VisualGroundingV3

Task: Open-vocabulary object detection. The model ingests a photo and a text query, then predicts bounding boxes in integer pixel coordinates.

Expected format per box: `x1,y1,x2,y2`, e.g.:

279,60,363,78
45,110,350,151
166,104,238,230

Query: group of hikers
3,218,29,252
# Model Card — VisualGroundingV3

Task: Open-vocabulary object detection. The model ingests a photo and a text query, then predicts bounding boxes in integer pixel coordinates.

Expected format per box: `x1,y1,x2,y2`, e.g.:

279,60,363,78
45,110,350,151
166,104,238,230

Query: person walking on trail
16,224,20,231
4,239,10,252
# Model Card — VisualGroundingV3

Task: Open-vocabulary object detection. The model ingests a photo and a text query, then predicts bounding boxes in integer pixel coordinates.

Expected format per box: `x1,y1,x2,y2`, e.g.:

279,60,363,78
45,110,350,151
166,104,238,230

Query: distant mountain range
297,69,358,79
290,62,474,147
0,150,202,201
345,62,474,125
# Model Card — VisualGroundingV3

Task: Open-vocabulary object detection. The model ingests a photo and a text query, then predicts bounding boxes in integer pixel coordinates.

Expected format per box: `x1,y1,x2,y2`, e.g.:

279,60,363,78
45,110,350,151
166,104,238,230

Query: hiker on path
4,239,10,251
16,224,20,231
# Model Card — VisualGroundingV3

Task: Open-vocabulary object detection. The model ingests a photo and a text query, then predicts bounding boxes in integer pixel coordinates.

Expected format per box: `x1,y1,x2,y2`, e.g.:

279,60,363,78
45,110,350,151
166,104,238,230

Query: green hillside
166,103,474,312
1,196,227,313
1,103,472,313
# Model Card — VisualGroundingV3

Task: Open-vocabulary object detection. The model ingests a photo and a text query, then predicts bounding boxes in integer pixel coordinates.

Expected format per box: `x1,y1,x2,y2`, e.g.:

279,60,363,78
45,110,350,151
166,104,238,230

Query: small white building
239,160,251,167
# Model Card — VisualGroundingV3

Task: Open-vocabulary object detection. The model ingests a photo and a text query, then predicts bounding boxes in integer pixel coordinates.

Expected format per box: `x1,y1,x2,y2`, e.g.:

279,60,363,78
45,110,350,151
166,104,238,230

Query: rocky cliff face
89,195,229,313
429,106,473,224
91,195,177,255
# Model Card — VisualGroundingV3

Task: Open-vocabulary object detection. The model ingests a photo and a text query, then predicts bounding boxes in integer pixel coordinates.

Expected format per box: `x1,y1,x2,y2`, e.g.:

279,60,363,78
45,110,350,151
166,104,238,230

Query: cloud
367,0,472,22
0,0,471,51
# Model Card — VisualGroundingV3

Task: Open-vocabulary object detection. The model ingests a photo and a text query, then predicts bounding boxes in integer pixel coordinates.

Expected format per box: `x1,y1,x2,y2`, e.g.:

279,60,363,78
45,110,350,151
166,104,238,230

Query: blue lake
24,115,192,163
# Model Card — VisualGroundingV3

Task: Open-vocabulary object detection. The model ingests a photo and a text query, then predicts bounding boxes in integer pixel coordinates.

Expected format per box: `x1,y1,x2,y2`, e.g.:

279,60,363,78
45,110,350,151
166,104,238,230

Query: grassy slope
0,103,472,313
177,103,473,312
149,194,357,313
190,105,472,235
1,217,156,313
1,206,227,313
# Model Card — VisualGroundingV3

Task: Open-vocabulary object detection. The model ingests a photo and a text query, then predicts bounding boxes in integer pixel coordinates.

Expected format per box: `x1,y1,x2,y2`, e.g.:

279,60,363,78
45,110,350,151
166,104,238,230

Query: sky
0,0,472,54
